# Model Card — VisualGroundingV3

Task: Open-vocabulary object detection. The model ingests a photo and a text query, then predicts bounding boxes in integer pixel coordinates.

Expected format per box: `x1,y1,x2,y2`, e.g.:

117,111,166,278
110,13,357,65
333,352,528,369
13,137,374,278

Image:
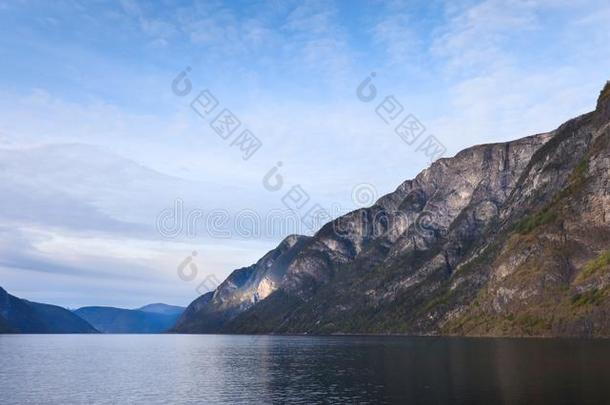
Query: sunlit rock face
172,235,310,333
178,83,610,337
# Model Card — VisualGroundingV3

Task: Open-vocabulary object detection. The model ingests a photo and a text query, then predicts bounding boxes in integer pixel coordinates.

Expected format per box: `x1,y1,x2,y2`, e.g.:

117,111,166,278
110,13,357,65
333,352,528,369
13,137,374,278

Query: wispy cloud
118,0,178,47
371,1,423,67
432,0,541,76
278,0,353,84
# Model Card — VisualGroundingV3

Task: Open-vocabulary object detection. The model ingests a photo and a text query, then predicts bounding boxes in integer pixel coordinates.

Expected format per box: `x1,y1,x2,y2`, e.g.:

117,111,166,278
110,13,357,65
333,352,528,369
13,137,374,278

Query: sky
0,0,609,308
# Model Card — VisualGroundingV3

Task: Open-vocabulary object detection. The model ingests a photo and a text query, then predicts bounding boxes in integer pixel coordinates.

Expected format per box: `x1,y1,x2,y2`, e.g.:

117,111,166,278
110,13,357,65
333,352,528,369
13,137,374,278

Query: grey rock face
180,83,610,337
172,235,310,332
280,132,551,296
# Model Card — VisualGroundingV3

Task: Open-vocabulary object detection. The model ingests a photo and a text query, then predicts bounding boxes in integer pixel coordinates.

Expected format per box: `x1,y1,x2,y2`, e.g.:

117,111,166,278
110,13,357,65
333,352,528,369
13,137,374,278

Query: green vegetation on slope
515,207,557,234
577,249,610,283
571,288,607,308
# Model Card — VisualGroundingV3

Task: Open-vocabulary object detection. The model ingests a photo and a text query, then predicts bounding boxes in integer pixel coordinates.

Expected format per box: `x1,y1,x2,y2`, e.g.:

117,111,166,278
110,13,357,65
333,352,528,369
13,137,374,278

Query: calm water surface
0,335,609,404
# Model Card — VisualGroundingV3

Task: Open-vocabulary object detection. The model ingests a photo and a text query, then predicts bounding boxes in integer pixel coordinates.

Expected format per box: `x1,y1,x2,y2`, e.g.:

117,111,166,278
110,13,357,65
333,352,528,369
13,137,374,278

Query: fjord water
1,335,608,404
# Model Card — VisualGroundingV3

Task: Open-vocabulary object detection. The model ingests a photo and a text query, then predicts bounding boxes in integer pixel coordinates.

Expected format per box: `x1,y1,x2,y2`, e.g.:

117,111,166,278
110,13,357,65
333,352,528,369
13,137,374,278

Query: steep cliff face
180,83,610,337
278,132,551,298
172,235,310,332
442,85,610,337
224,132,555,334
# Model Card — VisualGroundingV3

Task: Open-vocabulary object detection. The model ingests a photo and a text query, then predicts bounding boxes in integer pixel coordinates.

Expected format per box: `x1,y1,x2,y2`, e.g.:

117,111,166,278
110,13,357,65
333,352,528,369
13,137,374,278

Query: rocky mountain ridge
174,82,610,337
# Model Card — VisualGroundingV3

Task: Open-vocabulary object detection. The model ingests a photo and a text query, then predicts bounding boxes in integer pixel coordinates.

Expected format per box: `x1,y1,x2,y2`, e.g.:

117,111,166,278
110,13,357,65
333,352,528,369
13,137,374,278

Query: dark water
1,335,609,404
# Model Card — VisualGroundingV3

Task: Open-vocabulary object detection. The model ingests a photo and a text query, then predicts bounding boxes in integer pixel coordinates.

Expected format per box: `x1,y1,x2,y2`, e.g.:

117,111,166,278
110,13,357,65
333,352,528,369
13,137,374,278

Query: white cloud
280,0,353,83
371,2,422,67
431,0,541,76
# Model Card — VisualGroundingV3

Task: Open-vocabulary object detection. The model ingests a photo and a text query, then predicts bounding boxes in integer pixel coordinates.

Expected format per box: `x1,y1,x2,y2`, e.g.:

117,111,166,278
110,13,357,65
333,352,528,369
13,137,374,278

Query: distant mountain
74,305,184,333
0,314,16,333
0,287,98,333
138,303,185,316
175,82,610,338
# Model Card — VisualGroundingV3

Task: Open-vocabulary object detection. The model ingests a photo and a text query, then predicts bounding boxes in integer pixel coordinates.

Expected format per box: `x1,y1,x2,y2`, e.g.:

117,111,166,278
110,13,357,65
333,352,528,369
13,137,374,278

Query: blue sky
0,0,609,308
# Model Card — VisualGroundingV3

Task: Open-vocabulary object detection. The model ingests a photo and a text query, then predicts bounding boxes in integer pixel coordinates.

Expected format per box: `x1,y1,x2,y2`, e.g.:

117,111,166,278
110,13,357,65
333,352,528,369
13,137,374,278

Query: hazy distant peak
137,303,185,316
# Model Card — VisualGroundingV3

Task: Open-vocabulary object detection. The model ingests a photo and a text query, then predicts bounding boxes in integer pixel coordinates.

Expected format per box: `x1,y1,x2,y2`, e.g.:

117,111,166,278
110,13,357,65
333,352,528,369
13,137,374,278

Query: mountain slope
440,84,610,337
181,82,610,337
172,235,310,333
0,314,16,333
0,287,98,333
138,303,185,316
74,305,183,333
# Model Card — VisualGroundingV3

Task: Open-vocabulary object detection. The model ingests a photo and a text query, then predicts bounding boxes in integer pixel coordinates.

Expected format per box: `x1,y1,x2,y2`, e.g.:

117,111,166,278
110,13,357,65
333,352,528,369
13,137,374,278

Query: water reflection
1,335,609,404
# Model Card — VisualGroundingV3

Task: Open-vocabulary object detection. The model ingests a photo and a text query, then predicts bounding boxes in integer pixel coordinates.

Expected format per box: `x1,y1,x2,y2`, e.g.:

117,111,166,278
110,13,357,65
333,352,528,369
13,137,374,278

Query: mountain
0,287,98,333
175,82,610,338
0,314,16,333
138,303,185,316
172,235,310,332
74,305,184,333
